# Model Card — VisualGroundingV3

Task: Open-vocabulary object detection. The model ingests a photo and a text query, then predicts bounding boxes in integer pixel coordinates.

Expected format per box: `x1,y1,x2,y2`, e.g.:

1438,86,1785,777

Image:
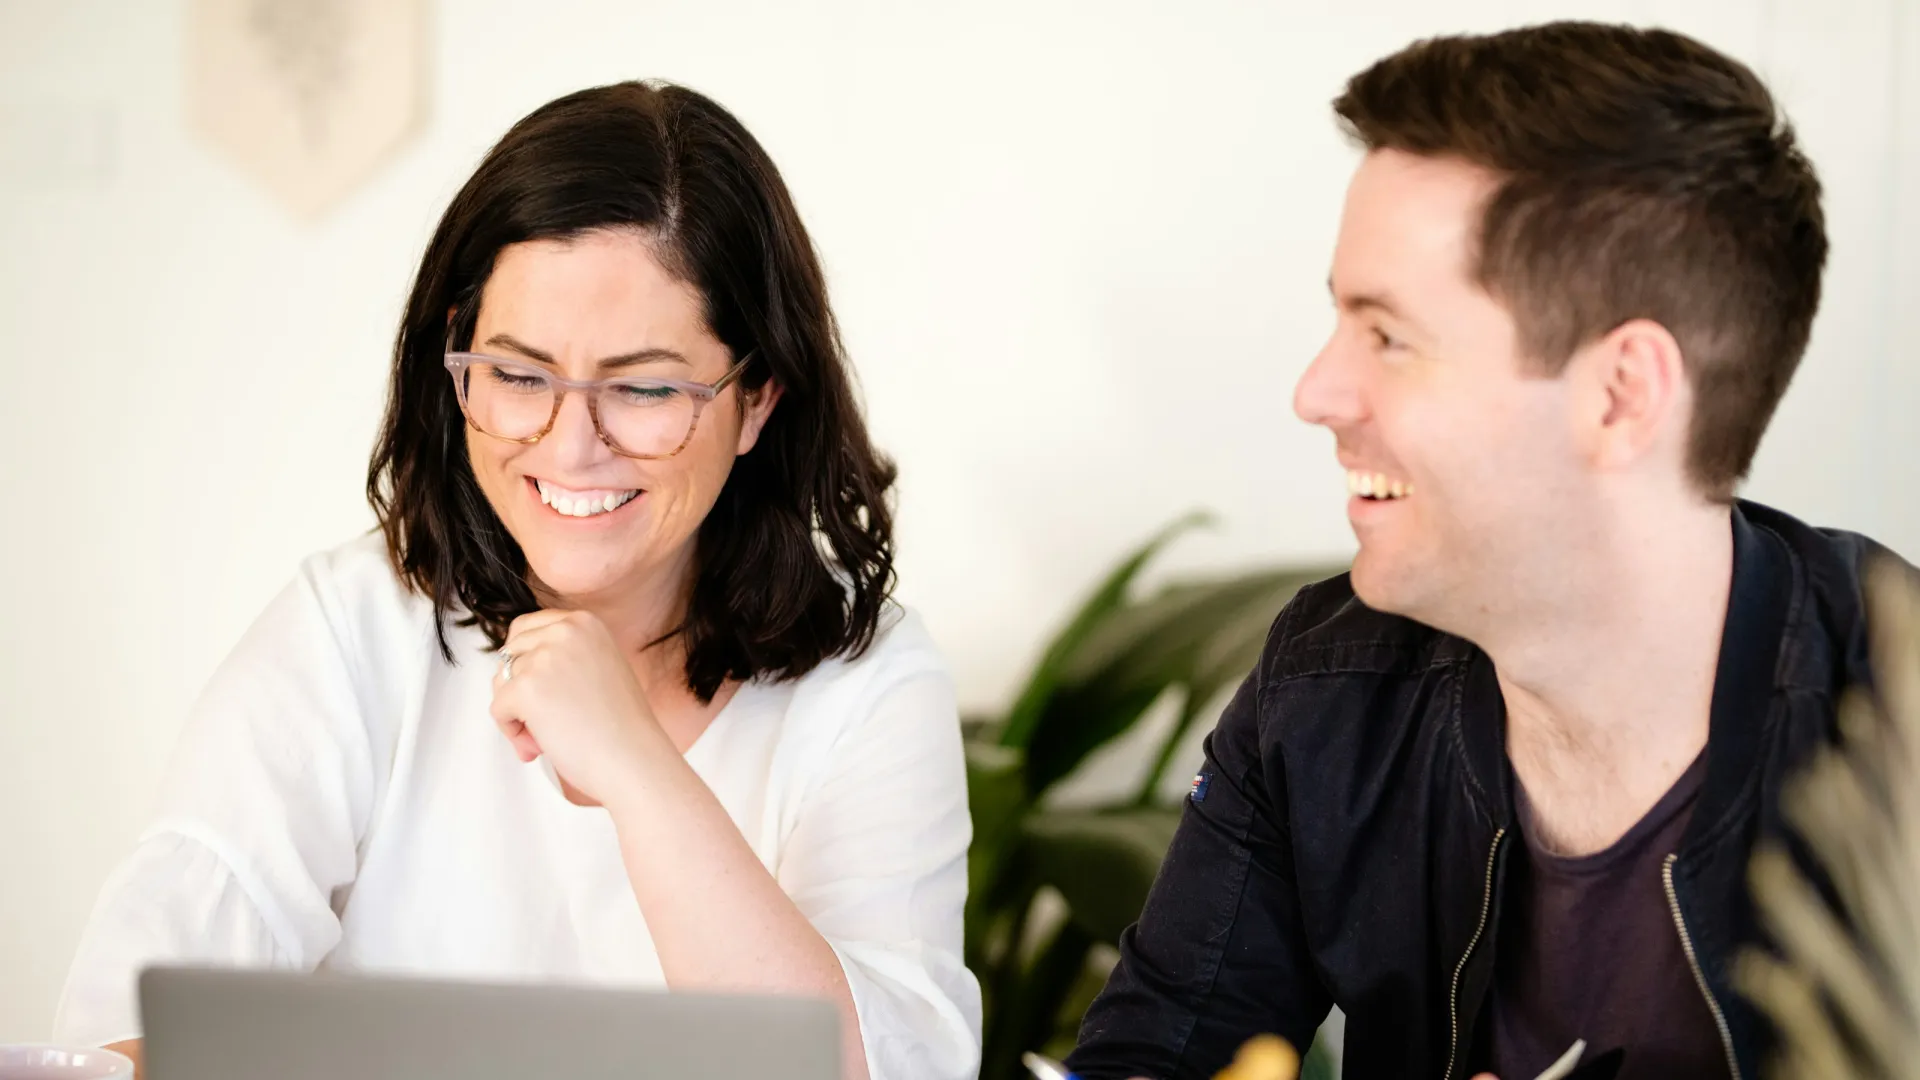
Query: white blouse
54,533,981,1080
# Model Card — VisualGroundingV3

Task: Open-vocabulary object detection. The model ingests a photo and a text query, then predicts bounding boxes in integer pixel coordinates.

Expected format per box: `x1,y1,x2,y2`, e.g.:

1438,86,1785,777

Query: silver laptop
139,967,841,1080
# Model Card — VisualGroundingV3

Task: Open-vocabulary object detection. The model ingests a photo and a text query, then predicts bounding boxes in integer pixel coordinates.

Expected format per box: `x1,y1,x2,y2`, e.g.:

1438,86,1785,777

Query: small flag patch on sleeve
1189,771,1211,803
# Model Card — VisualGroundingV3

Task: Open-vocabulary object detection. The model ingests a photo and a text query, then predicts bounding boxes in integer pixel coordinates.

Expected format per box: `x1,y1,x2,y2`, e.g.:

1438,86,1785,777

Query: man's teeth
534,479,641,518
1346,470,1413,500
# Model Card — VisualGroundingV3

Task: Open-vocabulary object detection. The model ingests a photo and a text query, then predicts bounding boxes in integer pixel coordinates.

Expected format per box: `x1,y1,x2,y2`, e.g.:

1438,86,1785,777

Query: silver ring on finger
499,650,516,682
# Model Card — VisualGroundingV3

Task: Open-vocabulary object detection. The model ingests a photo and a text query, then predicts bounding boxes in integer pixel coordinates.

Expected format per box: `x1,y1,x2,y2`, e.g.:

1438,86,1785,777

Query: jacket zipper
1443,827,1506,1080
1663,854,1742,1080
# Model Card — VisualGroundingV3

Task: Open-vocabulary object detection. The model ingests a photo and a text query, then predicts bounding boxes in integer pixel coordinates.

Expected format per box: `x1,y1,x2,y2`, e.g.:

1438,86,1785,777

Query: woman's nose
545,388,614,464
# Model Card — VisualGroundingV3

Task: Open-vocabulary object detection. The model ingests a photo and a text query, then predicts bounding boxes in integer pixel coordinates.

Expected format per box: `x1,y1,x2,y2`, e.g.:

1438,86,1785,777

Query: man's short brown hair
1334,22,1827,498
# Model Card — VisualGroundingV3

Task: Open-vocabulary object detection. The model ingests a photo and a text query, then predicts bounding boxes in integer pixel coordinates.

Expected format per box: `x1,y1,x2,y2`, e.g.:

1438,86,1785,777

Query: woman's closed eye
609,382,680,407
486,365,549,391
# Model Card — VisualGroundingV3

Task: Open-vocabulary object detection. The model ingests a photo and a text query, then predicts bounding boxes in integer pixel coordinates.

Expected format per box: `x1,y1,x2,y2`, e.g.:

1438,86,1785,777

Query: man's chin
1348,552,1424,619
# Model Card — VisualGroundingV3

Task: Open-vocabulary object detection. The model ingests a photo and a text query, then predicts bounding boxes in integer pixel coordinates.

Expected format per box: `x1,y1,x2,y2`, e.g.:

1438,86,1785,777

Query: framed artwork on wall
186,0,427,218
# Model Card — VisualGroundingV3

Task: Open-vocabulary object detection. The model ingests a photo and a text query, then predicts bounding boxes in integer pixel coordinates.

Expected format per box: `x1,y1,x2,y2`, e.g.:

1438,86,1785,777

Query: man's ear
1577,317,1688,475
736,380,783,455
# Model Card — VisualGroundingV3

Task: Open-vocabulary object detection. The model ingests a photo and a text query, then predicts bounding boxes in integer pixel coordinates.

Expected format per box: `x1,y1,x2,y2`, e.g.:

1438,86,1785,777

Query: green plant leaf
1133,692,1214,809
997,511,1213,750
966,740,1027,865
1044,948,1120,1060
1132,567,1341,803
979,919,1096,1080
1021,807,1184,943
1023,566,1342,796
976,874,1042,1046
964,739,1030,971
1302,1035,1340,1080
960,711,1000,744
962,518,1349,1073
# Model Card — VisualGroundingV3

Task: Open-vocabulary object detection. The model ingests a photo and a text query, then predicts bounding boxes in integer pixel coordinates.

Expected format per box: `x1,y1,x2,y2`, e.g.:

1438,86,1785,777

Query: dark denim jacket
1068,501,1905,1080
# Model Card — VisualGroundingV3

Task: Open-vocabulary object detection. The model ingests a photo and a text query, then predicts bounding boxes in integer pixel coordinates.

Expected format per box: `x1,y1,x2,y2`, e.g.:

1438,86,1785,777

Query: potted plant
963,512,1346,1080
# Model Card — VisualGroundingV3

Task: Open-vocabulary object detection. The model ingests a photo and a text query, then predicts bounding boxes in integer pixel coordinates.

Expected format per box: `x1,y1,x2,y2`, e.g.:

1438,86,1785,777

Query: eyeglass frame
442,347,756,460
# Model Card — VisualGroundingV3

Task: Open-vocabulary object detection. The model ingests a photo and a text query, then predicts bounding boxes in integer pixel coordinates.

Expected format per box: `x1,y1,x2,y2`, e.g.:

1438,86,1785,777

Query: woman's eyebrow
482,333,690,370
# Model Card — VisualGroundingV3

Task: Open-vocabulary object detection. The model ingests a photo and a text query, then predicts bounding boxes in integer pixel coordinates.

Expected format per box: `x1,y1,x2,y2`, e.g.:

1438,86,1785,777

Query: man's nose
1294,333,1367,431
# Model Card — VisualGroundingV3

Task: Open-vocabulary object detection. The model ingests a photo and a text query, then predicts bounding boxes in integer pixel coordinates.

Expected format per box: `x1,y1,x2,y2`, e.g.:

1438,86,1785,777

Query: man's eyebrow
1327,278,1408,320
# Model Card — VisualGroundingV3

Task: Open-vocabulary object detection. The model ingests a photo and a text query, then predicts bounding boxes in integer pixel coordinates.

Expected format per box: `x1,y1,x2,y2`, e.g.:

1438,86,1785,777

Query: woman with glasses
54,82,978,1080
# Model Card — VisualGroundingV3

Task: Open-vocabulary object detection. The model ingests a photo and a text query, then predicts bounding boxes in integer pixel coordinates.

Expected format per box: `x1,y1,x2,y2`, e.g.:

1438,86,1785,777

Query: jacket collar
1687,504,1792,849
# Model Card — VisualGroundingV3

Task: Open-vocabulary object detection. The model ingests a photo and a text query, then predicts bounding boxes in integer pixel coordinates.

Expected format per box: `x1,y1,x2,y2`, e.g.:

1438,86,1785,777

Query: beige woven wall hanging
187,0,427,218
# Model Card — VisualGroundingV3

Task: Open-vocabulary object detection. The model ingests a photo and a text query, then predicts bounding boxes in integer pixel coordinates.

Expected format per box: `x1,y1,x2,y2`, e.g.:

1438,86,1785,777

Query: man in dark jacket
1068,21,1907,1080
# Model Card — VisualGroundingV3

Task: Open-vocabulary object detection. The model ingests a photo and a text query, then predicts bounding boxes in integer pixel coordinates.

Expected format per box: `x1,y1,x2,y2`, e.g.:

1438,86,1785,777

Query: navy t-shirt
1485,752,1728,1080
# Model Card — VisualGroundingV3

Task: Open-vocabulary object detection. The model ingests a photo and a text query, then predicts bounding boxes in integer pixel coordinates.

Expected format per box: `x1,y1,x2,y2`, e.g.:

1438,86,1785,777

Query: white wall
2,0,1915,1041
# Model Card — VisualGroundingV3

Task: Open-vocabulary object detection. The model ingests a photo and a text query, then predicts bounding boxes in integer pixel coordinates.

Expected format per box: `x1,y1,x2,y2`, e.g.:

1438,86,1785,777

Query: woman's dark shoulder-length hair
366,80,897,701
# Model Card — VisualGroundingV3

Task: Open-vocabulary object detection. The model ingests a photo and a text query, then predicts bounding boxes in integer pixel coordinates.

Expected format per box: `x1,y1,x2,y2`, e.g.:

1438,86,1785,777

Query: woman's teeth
534,479,640,518
1346,470,1413,500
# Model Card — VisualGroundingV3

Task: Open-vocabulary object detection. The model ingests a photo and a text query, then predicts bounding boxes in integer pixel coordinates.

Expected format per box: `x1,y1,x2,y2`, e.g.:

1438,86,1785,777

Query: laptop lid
139,967,841,1080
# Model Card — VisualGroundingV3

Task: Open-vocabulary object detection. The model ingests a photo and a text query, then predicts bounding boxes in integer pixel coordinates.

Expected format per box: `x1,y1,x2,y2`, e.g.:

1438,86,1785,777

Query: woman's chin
523,556,642,604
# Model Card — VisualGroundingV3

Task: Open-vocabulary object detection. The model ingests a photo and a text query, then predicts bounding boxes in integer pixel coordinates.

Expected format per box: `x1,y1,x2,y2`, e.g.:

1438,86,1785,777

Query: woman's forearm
602,745,872,1080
